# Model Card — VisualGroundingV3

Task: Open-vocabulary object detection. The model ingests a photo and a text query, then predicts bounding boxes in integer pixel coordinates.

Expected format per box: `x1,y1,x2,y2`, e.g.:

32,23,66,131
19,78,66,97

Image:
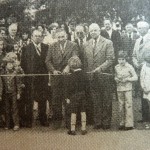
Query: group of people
0,18,150,136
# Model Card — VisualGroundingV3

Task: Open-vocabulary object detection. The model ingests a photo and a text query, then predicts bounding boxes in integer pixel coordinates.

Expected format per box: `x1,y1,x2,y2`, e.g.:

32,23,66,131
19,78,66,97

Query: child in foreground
65,56,87,135
115,51,138,130
2,52,24,131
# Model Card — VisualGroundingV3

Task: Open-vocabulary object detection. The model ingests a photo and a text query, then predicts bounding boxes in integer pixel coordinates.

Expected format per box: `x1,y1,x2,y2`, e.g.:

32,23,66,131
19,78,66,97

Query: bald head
137,21,149,36
89,23,100,39
8,23,18,37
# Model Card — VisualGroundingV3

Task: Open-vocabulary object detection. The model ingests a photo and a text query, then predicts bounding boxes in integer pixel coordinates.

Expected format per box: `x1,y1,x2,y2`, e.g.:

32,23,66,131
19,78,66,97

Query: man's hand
62,66,70,75
93,67,102,74
17,94,20,100
65,98,70,104
53,70,61,75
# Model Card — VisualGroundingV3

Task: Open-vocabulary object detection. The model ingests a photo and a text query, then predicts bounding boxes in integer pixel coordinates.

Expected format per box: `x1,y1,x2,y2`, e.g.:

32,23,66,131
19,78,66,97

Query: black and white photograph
0,0,150,149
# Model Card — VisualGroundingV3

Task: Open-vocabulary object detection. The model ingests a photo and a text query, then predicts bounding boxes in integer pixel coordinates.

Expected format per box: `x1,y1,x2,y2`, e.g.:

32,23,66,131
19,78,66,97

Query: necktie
140,38,143,45
36,45,41,56
129,34,132,41
93,39,97,56
80,38,83,46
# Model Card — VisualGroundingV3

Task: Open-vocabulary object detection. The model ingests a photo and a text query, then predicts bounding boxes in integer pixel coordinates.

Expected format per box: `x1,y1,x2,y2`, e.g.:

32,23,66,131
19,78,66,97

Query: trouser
47,86,53,118
51,75,64,127
142,96,149,122
19,87,34,126
89,73,113,127
142,98,150,122
117,90,134,127
5,93,19,127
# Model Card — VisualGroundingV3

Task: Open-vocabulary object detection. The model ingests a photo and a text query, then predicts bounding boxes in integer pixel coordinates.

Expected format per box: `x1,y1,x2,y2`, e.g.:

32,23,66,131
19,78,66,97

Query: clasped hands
91,66,102,74
53,67,70,75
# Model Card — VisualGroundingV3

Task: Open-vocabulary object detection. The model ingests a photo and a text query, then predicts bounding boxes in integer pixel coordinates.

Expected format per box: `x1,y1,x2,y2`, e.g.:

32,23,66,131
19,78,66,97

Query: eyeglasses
76,32,84,34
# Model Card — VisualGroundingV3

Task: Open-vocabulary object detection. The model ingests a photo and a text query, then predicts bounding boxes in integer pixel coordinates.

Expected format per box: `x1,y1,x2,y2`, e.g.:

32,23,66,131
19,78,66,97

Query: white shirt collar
106,29,113,38
32,40,41,49
92,35,100,46
77,37,86,45
127,32,133,38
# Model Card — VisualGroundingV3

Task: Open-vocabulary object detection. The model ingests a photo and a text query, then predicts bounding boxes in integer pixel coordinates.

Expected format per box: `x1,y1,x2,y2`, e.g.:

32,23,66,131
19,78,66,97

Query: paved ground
0,95,150,150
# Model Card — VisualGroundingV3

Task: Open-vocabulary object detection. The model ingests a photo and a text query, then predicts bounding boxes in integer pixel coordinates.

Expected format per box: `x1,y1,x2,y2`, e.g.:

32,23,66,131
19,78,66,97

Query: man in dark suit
101,19,122,64
5,23,20,53
21,29,49,127
74,25,87,64
74,25,93,125
45,29,78,129
83,23,115,129
121,23,140,64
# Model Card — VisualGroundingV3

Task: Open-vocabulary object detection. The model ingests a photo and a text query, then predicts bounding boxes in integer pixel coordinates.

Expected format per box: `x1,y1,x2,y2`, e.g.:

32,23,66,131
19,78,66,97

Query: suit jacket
21,42,49,99
5,35,20,53
121,32,140,58
101,29,121,61
45,40,78,73
133,34,150,71
83,35,114,74
74,38,87,65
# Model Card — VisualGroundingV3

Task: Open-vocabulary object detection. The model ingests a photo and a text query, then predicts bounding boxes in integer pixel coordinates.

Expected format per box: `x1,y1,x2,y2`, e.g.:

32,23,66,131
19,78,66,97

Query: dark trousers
5,93,19,127
19,87,34,126
20,89,48,126
51,75,64,127
142,97,149,122
88,73,113,127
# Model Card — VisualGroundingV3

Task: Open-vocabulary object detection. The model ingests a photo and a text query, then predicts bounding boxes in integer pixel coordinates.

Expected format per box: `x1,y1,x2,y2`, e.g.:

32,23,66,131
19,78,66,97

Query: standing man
74,25,93,125
74,25,87,64
21,29,49,127
101,19,121,64
122,23,139,64
83,23,114,129
132,21,150,124
6,23,20,53
45,29,78,129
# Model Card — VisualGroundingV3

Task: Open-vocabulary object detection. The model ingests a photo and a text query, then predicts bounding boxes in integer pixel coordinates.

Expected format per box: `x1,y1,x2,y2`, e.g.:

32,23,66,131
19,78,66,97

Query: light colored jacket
115,63,138,91
140,63,150,101
132,34,150,71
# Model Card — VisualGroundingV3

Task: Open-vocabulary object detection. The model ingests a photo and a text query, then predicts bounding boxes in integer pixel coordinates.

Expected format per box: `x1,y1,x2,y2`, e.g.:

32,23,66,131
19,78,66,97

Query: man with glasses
74,25,93,125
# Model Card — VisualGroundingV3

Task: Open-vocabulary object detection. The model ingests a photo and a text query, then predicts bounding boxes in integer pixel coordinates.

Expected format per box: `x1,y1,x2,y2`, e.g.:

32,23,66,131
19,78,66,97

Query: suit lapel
94,37,105,57
62,41,71,59
86,40,93,57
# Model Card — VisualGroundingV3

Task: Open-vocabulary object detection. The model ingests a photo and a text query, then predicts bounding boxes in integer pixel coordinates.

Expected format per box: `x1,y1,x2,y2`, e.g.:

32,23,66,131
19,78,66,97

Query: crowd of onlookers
0,17,150,136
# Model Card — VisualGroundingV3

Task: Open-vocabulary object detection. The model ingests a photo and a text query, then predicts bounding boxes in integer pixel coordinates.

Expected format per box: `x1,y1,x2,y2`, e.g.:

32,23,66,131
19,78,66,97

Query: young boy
65,56,87,135
2,52,24,131
140,51,150,129
115,51,138,130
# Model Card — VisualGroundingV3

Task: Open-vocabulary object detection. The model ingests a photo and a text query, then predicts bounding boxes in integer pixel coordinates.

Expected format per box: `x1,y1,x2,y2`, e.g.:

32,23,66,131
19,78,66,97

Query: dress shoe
68,130,76,135
124,127,134,130
102,125,110,130
119,126,125,130
41,122,49,127
81,130,87,135
93,125,102,129
26,124,32,128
